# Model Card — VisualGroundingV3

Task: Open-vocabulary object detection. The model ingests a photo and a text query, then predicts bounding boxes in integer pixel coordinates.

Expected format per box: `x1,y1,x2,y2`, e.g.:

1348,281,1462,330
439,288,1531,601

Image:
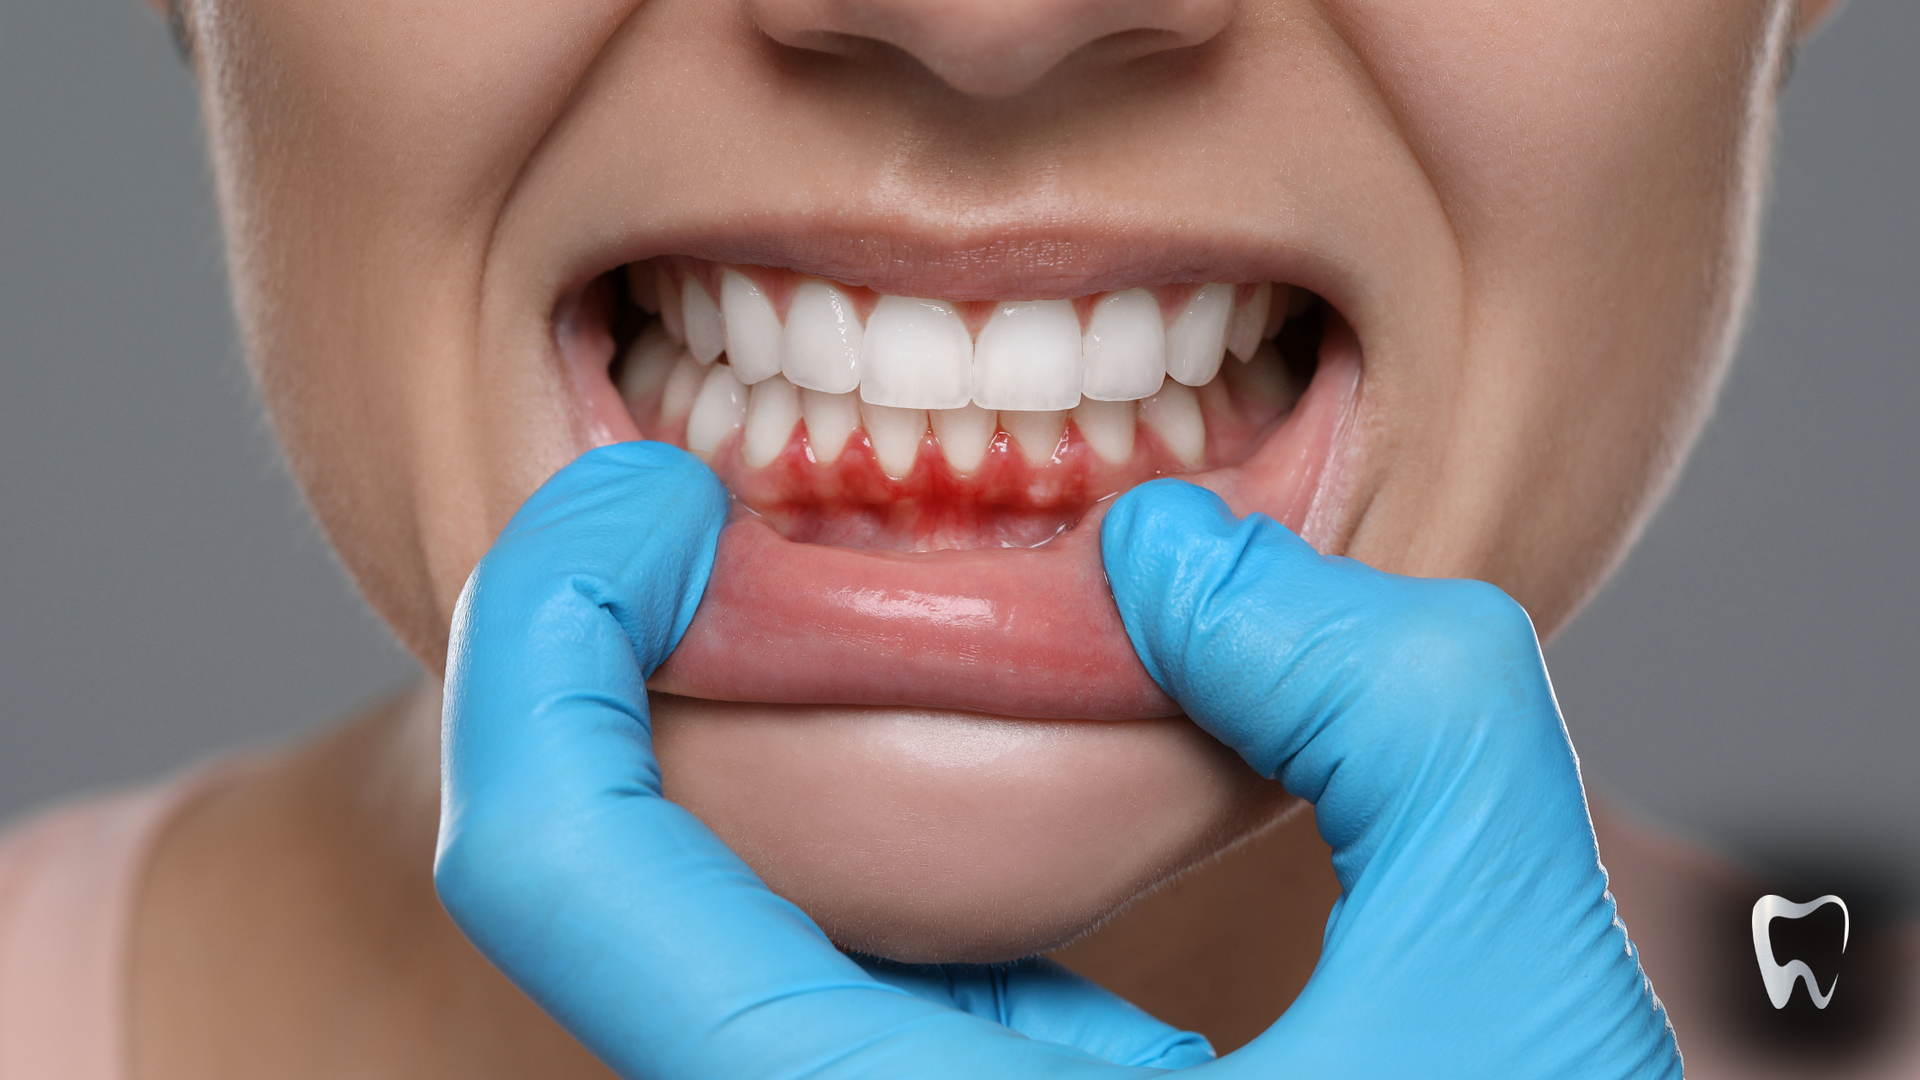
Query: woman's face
182,0,1809,960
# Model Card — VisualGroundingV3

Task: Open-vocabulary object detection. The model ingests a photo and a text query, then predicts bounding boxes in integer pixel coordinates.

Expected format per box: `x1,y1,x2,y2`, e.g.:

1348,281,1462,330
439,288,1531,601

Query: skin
121,0,1911,1076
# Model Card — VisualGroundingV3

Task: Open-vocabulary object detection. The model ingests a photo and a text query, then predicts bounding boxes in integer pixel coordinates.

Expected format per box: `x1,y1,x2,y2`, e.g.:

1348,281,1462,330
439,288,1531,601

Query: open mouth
560,255,1360,721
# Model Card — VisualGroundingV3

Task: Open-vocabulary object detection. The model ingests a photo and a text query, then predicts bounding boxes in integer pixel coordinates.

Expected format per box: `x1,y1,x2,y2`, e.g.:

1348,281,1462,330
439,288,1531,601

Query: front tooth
720,270,782,384
681,276,726,366
930,404,998,474
743,375,802,467
860,296,972,410
685,364,748,455
1081,289,1167,402
1140,380,1205,467
1166,283,1232,386
800,388,861,465
1000,409,1068,465
658,350,705,427
656,264,685,344
782,279,864,394
859,400,928,479
618,321,681,404
1226,282,1272,362
973,300,1083,412
1071,398,1136,465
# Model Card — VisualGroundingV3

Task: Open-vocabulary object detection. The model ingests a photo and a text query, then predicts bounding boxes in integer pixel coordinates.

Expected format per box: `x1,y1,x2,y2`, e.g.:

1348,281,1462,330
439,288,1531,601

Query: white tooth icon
860,296,973,410
681,275,727,366
743,374,802,467
1000,409,1068,465
720,269,783,384
1082,289,1167,402
930,404,998,474
974,300,1083,413
1226,281,1272,362
657,351,705,427
618,321,681,404
685,364,748,455
800,388,861,465
1071,398,1136,465
1140,379,1205,467
1752,894,1849,1010
859,399,927,478
656,264,685,345
782,279,864,395
1166,283,1232,386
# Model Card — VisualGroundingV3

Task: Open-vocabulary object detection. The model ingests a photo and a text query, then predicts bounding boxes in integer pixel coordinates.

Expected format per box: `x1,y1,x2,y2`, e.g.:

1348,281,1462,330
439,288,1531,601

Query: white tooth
618,322,681,404
685,364,747,455
1140,380,1205,467
859,400,927,479
930,404,998,474
1197,372,1234,422
1226,282,1272,362
1166,283,1232,386
1071,398,1136,465
743,375,802,468
720,270,782,384
1223,339,1293,406
1081,289,1167,402
860,296,972,410
657,264,685,344
973,300,1083,412
801,389,861,465
681,276,726,366
781,279,864,394
1000,409,1068,465
658,350,704,427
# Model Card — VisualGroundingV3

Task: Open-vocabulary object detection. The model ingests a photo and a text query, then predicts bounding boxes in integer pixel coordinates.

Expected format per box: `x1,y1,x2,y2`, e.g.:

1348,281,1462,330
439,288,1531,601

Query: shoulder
0,774,225,1080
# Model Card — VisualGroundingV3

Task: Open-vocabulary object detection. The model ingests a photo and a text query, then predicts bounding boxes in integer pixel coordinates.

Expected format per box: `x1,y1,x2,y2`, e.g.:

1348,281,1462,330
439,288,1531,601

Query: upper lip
554,218,1354,312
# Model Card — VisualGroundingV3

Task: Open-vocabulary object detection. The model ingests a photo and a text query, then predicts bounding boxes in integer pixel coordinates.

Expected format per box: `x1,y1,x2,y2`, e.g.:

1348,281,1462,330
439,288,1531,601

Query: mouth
559,254,1360,721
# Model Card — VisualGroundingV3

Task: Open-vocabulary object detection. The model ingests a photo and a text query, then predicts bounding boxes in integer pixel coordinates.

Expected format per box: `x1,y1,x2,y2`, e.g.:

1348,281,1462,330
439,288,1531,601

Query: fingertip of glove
575,441,728,511
1101,480,1234,575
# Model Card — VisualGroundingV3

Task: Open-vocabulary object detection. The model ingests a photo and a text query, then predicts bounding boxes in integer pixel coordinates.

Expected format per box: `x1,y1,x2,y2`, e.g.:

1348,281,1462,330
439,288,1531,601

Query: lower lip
568,300,1361,721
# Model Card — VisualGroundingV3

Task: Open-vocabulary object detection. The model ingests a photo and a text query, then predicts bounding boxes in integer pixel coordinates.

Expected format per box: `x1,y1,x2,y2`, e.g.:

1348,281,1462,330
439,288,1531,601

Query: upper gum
657,256,1242,334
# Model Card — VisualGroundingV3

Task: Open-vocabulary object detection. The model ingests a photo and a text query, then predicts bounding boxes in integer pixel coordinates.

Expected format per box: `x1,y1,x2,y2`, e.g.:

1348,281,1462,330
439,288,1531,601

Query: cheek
198,0,665,670
1327,0,1790,626
1338,0,1785,236
653,697,1293,963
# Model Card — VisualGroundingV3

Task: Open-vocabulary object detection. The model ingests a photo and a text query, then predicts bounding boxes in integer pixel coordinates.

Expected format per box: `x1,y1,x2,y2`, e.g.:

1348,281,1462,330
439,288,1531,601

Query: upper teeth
620,266,1296,477
660,268,1279,412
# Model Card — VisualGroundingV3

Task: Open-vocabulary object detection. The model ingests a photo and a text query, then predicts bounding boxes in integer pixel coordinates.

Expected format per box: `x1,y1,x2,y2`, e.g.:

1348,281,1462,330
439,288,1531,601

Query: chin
653,696,1295,962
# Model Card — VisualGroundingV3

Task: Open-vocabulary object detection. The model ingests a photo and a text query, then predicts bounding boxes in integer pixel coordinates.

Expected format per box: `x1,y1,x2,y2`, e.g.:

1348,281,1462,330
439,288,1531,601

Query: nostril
747,0,1235,98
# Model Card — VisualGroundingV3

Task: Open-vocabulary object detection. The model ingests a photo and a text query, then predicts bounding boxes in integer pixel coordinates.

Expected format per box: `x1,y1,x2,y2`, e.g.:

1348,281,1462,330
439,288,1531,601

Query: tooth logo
1752,894,1849,1009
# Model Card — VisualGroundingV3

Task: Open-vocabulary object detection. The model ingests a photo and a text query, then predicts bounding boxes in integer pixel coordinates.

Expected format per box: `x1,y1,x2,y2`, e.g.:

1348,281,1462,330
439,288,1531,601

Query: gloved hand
434,442,1213,1079
435,445,1681,1079
1099,479,1681,1077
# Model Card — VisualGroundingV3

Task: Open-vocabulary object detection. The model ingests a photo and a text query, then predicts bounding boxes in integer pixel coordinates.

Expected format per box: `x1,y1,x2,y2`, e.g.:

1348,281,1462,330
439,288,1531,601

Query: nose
747,0,1236,97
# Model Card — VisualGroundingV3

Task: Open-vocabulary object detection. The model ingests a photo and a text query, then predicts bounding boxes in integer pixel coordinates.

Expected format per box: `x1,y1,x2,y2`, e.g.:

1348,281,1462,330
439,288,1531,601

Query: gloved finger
1099,479,1678,1078
855,956,1216,1069
1099,477,1558,827
435,442,1154,1080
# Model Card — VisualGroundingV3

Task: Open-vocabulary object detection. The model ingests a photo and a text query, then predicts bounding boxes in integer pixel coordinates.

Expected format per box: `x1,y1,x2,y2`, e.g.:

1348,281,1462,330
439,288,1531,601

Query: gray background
2,1,1915,897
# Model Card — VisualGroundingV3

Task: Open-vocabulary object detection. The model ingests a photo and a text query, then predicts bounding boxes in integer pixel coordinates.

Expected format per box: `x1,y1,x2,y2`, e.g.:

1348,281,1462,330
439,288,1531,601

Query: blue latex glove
435,442,1213,1078
436,445,1682,1078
